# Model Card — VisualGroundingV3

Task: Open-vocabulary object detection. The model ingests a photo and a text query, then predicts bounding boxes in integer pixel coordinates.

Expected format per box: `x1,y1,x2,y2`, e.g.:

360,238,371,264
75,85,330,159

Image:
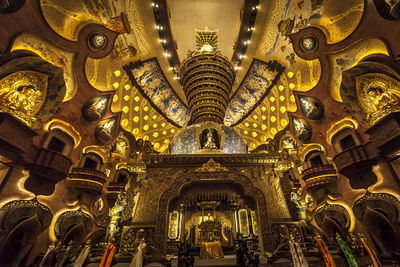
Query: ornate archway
54,209,93,247
315,204,351,239
353,192,400,255
154,168,272,252
0,198,52,266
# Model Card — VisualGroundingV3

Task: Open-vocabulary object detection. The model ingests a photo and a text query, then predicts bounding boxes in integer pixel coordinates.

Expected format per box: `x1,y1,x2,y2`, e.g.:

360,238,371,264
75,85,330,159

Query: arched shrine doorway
154,170,272,253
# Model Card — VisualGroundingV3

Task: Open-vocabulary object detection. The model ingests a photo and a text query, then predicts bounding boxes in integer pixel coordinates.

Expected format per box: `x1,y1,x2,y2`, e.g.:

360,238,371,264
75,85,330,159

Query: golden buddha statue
365,83,400,124
368,86,400,112
0,71,47,126
203,129,217,149
0,85,40,114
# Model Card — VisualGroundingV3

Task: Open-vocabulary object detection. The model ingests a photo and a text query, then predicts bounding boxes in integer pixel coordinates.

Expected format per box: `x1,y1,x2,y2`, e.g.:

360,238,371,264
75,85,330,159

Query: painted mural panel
224,59,284,126
125,58,190,128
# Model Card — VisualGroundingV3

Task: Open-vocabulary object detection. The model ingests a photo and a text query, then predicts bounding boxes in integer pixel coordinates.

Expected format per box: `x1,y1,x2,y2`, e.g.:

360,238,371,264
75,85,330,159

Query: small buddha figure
97,118,116,142
203,129,217,149
84,97,107,120
0,84,40,114
110,135,128,160
367,86,400,112
365,85,400,124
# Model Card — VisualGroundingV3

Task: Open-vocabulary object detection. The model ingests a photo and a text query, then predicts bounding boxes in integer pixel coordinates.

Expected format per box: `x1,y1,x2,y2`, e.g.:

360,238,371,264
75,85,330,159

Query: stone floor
84,253,378,267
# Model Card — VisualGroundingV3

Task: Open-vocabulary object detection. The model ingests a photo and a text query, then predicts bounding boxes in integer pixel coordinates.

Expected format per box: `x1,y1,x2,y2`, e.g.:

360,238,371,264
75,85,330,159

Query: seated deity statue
85,97,107,120
203,129,217,149
366,85,400,124
0,85,40,114
367,86,400,112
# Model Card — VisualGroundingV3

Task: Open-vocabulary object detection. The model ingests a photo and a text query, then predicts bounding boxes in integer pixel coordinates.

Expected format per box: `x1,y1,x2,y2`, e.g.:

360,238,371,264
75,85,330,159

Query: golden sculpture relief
109,132,130,162
0,71,48,126
356,73,400,125
106,193,127,243
203,129,218,149
196,159,228,172
12,33,76,101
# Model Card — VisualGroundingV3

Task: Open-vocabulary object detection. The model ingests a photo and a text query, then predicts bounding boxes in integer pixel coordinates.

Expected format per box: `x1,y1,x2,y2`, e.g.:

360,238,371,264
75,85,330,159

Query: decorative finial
195,28,218,52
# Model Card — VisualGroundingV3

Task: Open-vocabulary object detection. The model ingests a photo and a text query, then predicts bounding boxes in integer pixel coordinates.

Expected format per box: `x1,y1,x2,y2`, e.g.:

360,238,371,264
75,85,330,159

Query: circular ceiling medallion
88,32,107,50
300,36,317,52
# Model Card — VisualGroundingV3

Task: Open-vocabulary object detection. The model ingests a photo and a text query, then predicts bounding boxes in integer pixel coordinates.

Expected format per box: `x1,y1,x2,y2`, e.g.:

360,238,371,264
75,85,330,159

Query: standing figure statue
106,193,127,243
290,189,312,227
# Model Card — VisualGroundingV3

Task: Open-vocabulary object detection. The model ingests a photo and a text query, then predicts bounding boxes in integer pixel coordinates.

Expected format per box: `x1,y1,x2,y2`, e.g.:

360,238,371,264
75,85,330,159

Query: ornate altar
199,241,224,259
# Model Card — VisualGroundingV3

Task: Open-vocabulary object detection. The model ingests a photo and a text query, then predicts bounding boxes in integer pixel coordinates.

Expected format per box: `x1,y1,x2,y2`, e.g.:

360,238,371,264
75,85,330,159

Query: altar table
199,241,224,259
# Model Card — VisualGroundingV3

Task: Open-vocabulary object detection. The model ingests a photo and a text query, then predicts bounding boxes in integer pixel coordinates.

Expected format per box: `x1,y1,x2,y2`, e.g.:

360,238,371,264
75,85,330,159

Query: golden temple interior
1,0,400,266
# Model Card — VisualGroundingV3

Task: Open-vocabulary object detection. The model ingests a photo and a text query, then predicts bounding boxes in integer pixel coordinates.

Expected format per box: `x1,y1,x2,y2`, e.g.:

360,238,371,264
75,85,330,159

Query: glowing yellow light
133,116,139,123
270,116,276,123
326,117,359,145
300,143,325,161
280,96,285,101
281,119,288,126
270,106,276,112
161,122,166,127
82,147,107,163
143,124,149,131
124,84,131,90
289,83,295,89
46,119,81,148
252,132,258,137
123,95,129,101
134,96,140,102
122,106,129,113
153,132,159,138
133,128,139,135
290,95,296,102
112,82,120,89
144,106,149,111
152,115,157,120
278,85,285,91
171,129,175,133
121,118,128,127
143,135,149,140
154,99,158,104
163,130,167,135
244,130,248,135
164,139,170,143
113,95,118,102
154,142,160,149
152,123,157,128
262,136,267,142
280,106,286,113
261,124,267,130
250,142,256,148
271,128,277,134
253,115,258,120
262,115,266,120
261,106,266,111
287,72,294,78
134,106,139,112
144,115,149,121
269,96,275,102
245,122,249,127
253,123,258,128
114,70,121,77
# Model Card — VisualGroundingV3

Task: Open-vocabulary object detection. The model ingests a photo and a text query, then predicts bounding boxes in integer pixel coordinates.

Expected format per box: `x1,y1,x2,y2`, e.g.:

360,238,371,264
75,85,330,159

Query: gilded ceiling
11,0,390,152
